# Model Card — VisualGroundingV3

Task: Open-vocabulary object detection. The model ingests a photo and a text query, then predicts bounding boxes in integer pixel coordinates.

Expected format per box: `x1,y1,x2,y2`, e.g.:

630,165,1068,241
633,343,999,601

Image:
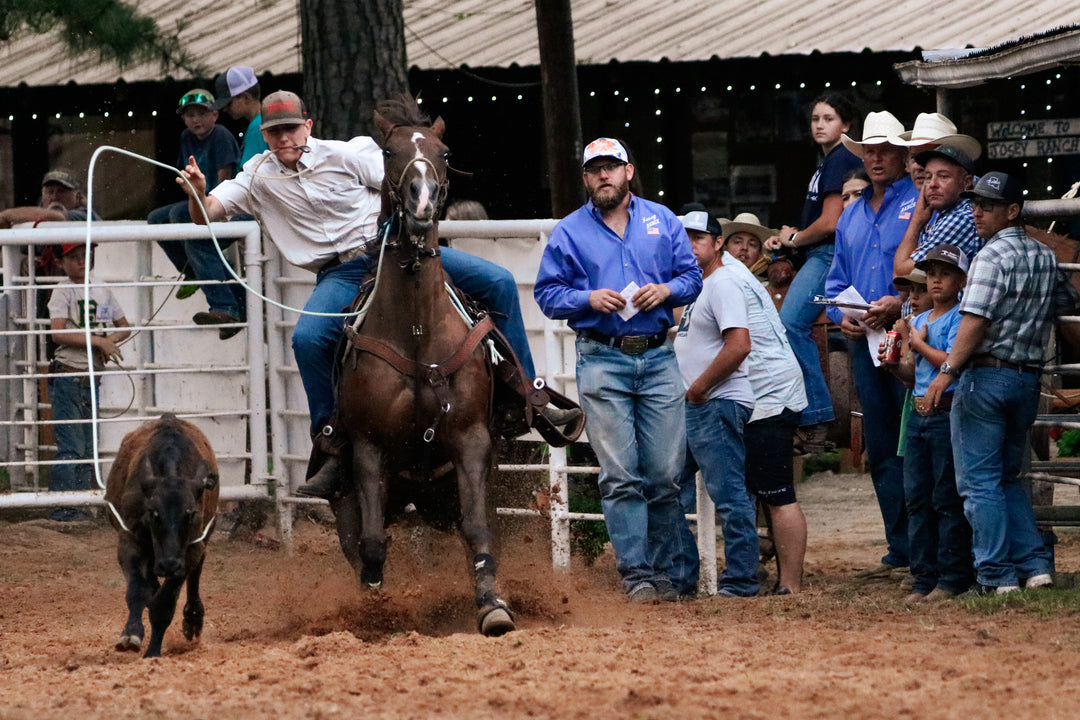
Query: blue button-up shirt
535,195,702,336
825,177,920,325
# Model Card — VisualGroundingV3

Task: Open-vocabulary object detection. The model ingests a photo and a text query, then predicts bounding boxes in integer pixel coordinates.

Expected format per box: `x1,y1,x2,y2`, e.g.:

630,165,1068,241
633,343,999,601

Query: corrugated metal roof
0,0,1071,88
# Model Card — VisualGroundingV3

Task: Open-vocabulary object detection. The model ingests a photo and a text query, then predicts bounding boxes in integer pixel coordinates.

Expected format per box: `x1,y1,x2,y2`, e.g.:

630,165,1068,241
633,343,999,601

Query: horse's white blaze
411,132,434,217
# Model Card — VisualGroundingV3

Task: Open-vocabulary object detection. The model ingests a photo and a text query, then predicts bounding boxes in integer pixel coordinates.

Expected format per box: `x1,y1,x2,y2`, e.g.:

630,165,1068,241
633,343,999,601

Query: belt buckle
620,335,648,355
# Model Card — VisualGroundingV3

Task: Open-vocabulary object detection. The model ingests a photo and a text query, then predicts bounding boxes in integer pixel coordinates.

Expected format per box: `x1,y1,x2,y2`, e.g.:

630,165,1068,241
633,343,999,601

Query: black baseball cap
914,145,975,174
961,171,1024,206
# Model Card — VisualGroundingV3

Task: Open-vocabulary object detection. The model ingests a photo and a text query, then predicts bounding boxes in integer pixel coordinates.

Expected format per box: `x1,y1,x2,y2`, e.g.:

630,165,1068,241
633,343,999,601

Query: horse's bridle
381,132,450,271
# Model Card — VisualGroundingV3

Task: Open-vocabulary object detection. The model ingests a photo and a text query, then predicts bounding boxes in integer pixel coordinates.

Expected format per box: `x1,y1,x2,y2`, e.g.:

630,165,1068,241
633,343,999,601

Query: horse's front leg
329,489,366,580
353,438,388,589
452,425,515,636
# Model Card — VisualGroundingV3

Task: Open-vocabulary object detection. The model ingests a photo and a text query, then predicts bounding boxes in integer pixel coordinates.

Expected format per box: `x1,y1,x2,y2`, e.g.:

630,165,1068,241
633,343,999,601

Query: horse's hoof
115,634,142,652
478,607,515,637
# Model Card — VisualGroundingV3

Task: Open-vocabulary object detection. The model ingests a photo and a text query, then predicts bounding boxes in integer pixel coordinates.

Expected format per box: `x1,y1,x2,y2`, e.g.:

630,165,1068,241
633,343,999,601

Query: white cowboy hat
720,212,776,243
840,111,906,158
897,112,982,160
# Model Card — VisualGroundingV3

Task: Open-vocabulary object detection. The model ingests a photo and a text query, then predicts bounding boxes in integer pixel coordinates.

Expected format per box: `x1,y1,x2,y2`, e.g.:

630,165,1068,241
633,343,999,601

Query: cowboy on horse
176,90,583,500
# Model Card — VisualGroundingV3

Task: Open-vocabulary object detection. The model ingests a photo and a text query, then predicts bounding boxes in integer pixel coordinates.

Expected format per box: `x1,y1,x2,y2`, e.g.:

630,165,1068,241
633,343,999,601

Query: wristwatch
939,360,961,378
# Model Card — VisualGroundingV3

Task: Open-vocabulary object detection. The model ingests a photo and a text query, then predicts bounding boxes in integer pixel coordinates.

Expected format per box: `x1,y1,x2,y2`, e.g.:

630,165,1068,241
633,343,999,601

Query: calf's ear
194,460,218,491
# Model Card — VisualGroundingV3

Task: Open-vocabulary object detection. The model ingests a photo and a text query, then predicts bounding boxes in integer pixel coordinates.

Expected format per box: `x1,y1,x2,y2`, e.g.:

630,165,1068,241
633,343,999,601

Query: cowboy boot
541,405,583,427
295,422,347,499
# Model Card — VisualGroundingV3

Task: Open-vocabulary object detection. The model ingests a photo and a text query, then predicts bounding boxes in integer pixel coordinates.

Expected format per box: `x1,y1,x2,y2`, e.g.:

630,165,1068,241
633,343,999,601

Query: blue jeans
292,249,536,435
951,367,1051,587
779,243,835,426
47,374,96,521
672,398,759,597
293,255,376,434
849,337,909,567
903,411,973,594
575,336,685,591
442,247,535,378
151,202,246,319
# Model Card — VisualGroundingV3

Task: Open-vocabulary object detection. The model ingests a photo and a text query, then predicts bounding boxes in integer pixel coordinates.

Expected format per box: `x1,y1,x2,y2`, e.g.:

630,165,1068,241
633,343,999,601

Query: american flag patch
647,226,660,235
899,212,911,220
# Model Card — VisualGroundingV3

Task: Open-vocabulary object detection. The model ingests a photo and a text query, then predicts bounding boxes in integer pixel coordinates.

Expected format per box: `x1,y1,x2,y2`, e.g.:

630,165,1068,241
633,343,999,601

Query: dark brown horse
330,96,514,636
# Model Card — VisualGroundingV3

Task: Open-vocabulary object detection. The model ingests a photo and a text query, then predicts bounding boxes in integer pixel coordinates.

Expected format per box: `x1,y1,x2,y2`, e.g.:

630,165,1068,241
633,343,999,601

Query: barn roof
0,0,1072,88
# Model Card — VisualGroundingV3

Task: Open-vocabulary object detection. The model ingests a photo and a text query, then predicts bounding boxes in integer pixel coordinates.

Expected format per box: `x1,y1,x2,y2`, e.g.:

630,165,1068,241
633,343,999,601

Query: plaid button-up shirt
910,198,983,264
960,225,1079,366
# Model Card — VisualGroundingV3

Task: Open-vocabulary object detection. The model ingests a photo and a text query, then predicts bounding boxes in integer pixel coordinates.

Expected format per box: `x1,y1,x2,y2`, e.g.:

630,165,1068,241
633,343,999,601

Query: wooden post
534,0,585,218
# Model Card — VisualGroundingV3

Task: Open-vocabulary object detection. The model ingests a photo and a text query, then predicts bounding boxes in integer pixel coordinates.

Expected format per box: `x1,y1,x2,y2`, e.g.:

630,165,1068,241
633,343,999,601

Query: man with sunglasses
535,138,702,603
925,172,1079,594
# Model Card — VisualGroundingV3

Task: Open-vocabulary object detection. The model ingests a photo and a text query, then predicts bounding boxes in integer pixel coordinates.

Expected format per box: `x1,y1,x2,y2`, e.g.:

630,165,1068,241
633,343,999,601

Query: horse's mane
374,94,431,129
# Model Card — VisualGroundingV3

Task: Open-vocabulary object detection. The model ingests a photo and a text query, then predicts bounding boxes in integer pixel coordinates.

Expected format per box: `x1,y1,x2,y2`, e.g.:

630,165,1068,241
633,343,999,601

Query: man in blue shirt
535,137,702,603
826,110,920,581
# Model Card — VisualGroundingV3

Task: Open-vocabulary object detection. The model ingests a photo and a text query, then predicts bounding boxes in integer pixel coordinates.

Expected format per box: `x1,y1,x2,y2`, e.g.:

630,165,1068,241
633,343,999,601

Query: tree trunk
534,0,584,217
299,0,409,140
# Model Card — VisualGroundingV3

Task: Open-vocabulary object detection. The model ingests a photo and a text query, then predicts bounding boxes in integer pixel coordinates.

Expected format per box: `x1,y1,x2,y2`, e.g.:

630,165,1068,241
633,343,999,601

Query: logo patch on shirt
643,213,660,235
898,196,917,221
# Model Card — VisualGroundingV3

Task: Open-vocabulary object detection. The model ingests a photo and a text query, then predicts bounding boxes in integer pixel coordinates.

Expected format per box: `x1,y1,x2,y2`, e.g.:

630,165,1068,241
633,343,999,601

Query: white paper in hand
834,287,886,367
617,281,641,321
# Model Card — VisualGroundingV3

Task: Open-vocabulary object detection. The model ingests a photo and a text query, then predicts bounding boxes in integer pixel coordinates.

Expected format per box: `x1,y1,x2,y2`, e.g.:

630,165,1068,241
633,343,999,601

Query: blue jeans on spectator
575,336,685,592
674,398,759,597
442,247,535,378
47,373,96,521
779,243,835,426
951,367,1051,588
150,201,246,320
849,336,909,568
903,411,973,595
292,248,536,436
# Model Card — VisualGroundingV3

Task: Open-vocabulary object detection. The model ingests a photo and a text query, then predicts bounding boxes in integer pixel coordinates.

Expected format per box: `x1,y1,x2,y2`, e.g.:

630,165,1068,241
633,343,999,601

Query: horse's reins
344,133,487,442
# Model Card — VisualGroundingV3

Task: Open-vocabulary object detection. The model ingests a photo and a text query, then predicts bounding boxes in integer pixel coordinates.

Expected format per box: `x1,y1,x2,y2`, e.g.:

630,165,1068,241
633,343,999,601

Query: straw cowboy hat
897,112,982,160
840,111,906,158
720,212,776,243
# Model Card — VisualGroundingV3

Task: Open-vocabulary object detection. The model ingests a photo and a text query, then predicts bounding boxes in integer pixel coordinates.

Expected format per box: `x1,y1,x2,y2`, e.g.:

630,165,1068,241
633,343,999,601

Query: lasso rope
75,145,390,535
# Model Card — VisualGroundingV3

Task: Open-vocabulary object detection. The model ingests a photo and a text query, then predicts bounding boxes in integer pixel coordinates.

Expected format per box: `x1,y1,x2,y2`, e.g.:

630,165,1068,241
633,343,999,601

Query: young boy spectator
148,88,245,337
884,244,973,601
211,67,269,169
47,243,130,521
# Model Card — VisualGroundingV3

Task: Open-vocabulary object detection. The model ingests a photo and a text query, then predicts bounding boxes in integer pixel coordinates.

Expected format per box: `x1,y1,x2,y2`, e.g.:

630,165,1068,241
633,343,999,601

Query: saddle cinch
339,280,586,448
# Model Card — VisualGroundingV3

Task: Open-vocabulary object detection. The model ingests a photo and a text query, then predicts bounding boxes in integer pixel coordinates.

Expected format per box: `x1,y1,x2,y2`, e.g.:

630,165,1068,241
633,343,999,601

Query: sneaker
903,591,928,605
653,579,680,602
1026,573,1053,589
626,582,658,604
176,284,199,300
715,587,755,598
855,562,902,580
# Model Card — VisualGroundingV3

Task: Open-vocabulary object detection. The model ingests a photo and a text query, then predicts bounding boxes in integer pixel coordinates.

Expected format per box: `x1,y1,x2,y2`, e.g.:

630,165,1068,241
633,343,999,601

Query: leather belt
913,393,952,417
321,241,376,272
969,354,1041,375
579,329,667,355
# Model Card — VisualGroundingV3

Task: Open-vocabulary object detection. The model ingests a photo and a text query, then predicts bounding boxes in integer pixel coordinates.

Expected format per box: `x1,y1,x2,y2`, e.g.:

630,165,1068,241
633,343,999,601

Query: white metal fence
0,218,721,592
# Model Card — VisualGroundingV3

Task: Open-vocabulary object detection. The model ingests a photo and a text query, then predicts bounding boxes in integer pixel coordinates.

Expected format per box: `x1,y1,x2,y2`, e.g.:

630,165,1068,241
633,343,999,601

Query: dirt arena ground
4,470,1080,719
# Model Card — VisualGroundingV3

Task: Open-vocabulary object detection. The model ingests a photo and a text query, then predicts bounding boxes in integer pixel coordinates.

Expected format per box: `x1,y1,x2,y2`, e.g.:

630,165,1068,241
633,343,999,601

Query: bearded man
534,137,702,603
